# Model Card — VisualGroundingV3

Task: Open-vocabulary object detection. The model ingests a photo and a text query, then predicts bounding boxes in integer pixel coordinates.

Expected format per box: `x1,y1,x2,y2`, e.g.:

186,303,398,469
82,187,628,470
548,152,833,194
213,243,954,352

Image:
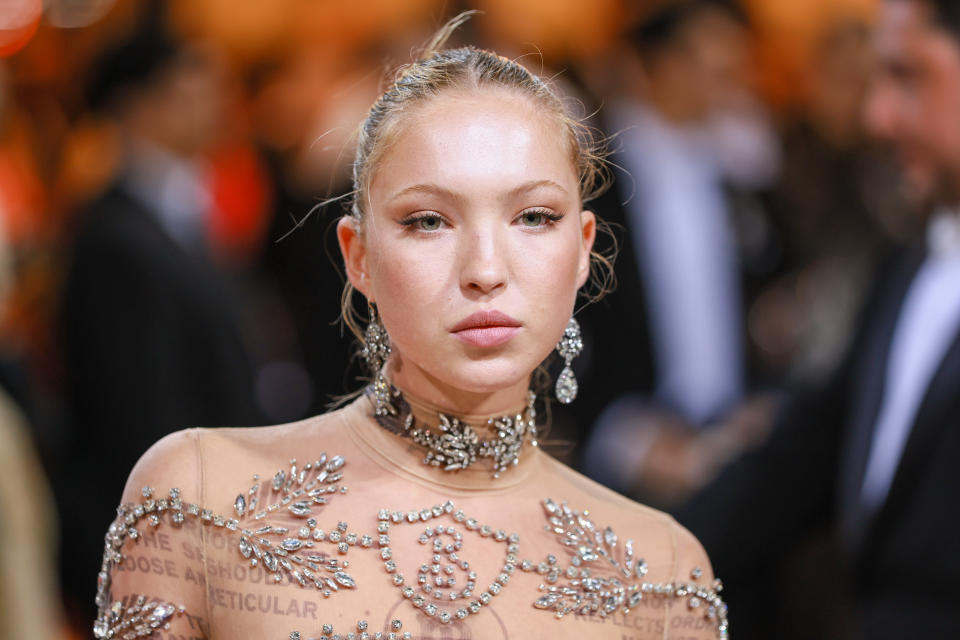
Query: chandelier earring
554,317,583,404
362,302,394,416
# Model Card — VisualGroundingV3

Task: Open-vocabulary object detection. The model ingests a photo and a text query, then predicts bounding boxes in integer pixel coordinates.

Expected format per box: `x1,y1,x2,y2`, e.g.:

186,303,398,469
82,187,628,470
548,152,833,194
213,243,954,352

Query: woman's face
339,89,595,411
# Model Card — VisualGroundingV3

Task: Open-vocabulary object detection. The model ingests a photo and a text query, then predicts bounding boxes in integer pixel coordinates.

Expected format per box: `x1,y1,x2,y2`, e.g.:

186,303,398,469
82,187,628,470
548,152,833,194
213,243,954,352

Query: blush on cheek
370,251,447,350
541,236,583,288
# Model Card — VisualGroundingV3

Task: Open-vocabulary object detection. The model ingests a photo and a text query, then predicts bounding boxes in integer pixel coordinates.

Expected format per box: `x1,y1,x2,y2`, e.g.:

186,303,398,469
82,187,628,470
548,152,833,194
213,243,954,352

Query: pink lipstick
451,310,522,348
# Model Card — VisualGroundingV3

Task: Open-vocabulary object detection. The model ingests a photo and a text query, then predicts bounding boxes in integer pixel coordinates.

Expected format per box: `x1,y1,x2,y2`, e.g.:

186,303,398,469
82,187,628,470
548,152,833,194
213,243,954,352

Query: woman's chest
202,575,709,640
197,506,718,640
181,452,723,640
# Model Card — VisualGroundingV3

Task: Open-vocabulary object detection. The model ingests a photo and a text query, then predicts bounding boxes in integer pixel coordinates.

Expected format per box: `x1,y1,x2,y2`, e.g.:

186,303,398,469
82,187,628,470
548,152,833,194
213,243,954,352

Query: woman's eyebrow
389,179,568,203
505,179,569,200
388,183,463,203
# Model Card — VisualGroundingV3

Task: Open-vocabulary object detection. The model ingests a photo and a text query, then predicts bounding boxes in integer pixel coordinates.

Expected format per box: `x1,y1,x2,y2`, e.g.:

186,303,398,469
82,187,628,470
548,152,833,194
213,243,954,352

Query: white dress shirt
610,102,745,425
859,210,960,511
122,138,212,255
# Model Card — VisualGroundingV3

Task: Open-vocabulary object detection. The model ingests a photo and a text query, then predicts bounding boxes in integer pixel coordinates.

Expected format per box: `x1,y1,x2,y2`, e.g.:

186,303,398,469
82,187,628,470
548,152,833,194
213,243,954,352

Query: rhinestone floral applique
95,486,192,639
524,499,729,638
234,454,359,595
95,453,728,640
94,454,354,638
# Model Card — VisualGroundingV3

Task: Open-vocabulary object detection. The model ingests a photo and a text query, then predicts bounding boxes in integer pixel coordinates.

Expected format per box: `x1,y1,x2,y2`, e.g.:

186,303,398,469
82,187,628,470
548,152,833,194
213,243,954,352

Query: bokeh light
0,0,42,57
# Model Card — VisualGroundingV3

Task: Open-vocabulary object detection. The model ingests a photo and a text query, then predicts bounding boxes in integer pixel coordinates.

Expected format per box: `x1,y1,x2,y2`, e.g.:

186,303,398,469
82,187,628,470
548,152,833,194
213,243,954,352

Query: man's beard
906,163,960,222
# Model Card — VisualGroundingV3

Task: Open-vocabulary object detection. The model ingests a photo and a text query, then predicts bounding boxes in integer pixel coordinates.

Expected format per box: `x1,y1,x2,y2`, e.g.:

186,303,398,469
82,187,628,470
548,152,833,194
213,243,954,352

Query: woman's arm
94,429,211,639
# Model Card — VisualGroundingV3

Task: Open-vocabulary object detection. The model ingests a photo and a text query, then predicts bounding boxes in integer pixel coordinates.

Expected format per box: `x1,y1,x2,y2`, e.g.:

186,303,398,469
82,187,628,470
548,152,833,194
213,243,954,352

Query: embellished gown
95,394,728,640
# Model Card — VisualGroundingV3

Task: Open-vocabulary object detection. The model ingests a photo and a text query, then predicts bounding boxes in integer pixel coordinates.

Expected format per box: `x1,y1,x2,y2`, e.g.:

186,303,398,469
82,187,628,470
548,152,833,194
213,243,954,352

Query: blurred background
0,0,923,638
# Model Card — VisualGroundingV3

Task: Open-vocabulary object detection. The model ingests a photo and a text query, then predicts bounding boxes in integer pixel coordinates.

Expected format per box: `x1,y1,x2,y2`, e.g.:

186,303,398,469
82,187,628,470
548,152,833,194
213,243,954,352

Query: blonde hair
341,11,615,347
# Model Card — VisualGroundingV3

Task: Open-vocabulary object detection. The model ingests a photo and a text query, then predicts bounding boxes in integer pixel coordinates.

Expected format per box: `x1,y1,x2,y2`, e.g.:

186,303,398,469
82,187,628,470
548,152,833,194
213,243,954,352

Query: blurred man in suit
678,1,960,638
578,0,782,506
57,17,260,623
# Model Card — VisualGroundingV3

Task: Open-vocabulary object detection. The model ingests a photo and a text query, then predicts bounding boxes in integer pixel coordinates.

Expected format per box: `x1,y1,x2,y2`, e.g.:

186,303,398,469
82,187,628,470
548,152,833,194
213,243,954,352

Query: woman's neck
386,358,531,417
399,383,534,440
343,373,542,492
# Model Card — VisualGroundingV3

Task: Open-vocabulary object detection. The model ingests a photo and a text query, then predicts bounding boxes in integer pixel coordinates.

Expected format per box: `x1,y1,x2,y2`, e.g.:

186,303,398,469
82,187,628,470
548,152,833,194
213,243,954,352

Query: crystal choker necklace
365,382,538,478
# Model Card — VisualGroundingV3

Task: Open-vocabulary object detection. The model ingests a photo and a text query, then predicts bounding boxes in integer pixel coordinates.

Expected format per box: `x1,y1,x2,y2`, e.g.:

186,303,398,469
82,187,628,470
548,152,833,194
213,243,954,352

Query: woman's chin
447,363,535,395
391,348,545,400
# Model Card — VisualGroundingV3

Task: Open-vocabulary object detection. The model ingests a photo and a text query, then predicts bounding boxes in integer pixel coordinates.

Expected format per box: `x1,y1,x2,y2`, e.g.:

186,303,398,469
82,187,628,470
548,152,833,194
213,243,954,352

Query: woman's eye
417,215,443,231
518,209,560,227
401,214,445,231
520,211,545,227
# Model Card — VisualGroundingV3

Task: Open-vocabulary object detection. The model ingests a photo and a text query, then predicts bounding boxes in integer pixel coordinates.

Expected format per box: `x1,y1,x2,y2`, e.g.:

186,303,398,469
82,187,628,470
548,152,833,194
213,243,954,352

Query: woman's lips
453,325,522,347
451,310,522,347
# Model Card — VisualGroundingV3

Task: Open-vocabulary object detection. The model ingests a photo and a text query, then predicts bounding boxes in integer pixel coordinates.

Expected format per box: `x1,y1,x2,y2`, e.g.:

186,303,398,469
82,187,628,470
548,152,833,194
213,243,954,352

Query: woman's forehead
405,87,562,134
369,89,577,203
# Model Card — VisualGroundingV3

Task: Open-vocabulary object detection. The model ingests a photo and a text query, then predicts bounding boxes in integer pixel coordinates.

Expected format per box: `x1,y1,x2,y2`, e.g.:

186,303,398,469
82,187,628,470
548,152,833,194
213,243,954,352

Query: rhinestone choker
365,383,539,478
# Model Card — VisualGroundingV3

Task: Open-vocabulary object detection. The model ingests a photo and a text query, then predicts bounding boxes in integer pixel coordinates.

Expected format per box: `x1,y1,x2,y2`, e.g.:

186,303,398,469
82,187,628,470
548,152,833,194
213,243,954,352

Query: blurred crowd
0,0,943,638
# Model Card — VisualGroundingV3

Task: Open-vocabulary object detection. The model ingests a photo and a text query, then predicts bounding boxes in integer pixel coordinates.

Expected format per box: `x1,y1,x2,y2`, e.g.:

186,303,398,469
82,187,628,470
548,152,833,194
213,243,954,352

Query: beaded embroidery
95,453,728,639
95,486,190,639
530,499,728,637
234,454,356,594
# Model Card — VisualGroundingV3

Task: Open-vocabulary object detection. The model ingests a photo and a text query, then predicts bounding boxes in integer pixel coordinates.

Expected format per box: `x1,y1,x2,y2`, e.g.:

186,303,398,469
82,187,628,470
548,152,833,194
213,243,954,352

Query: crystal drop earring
555,317,583,404
362,302,394,415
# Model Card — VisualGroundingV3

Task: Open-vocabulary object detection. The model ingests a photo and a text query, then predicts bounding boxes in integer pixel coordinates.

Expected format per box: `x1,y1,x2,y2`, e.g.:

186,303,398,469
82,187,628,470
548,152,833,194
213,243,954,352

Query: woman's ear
337,216,372,298
576,209,597,288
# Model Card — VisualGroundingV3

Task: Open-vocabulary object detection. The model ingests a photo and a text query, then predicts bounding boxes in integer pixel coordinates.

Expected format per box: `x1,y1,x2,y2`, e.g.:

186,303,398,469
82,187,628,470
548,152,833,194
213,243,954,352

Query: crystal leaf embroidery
334,572,356,588
525,499,729,638
95,454,729,640
231,457,355,593
94,456,356,640
93,595,183,639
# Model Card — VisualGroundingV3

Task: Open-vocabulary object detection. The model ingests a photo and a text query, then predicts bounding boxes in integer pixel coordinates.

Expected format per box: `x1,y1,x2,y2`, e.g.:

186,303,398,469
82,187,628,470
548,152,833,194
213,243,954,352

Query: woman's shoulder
536,451,715,581
120,428,203,504
532,453,726,637
536,449,670,524
121,404,356,505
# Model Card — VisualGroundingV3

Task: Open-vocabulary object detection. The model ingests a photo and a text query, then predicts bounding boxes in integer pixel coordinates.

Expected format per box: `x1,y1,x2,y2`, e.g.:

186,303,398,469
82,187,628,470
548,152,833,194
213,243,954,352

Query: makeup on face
450,310,523,348
355,90,593,410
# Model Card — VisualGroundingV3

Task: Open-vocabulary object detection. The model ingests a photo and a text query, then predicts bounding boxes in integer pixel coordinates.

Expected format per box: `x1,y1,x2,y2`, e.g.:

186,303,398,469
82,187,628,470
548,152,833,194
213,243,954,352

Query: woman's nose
459,226,507,296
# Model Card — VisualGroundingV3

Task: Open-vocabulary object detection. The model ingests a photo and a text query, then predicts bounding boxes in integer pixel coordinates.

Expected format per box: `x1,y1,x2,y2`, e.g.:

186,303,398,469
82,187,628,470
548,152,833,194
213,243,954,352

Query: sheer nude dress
95,393,727,640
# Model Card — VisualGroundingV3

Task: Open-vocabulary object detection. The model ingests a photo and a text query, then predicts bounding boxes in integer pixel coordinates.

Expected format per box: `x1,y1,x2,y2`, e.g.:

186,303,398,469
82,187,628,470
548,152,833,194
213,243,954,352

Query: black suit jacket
565,162,779,443
57,185,261,617
677,246,960,639
562,170,656,436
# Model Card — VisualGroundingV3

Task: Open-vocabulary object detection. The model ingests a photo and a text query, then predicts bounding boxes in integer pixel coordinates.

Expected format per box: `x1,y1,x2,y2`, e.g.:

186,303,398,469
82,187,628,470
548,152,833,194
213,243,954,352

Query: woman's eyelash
398,209,564,230
519,208,564,223
399,213,446,228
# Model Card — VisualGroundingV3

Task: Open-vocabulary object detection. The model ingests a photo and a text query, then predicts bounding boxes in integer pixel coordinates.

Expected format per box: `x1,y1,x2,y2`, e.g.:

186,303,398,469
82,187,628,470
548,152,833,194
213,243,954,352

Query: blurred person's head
88,23,227,158
809,21,873,149
628,0,750,123
865,0,960,209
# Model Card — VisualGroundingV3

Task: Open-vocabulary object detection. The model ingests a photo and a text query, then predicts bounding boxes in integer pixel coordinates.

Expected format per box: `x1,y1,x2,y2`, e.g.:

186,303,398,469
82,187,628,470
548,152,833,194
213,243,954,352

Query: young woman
93,15,727,640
